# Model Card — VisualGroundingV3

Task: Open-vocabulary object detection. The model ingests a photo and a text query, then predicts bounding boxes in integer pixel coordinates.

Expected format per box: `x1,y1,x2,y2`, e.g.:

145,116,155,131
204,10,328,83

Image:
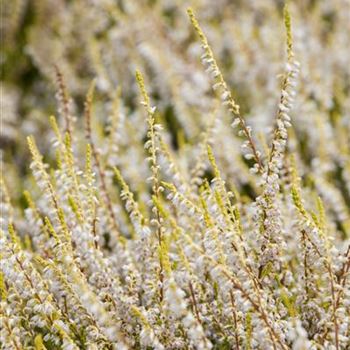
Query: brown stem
229,291,240,350
84,85,120,237
236,111,263,173
92,208,99,249
204,254,287,350
326,262,339,350
4,320,22,350
189,281,201,325
301,230,309,296
54,65,72,137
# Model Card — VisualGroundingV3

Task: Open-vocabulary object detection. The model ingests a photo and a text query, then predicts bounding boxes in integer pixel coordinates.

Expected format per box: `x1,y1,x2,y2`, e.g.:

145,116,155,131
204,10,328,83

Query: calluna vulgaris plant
1,1,350,349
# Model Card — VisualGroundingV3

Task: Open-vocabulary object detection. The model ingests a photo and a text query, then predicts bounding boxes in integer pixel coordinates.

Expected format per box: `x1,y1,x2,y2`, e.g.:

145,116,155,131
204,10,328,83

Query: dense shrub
1,1,349,349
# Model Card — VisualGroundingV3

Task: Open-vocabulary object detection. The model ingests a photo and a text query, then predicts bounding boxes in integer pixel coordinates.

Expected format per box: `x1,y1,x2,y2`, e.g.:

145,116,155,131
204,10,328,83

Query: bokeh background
1,0,350,220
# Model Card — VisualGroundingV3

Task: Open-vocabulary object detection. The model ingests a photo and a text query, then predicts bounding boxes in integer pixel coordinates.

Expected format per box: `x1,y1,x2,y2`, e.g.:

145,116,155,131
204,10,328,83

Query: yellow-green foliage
1,1,350,349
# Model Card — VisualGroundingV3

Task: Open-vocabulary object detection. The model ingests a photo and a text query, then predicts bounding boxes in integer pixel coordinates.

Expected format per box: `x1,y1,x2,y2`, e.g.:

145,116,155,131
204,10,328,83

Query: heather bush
1,1,350,349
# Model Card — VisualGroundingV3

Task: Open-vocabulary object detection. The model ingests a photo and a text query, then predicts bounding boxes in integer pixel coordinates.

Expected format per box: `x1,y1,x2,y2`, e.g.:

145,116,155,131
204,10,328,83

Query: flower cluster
1,1,350,349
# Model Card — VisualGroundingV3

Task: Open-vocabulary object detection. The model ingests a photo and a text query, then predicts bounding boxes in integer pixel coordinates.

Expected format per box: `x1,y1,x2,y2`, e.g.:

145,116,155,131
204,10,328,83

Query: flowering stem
84,80,120,238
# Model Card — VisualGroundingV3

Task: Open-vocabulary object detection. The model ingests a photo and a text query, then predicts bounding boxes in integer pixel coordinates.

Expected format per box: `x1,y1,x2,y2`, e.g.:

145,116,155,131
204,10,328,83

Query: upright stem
84,81,120,238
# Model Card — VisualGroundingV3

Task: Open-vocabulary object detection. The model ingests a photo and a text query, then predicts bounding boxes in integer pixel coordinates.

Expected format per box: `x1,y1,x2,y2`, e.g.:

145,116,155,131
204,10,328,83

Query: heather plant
1,1,350,350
